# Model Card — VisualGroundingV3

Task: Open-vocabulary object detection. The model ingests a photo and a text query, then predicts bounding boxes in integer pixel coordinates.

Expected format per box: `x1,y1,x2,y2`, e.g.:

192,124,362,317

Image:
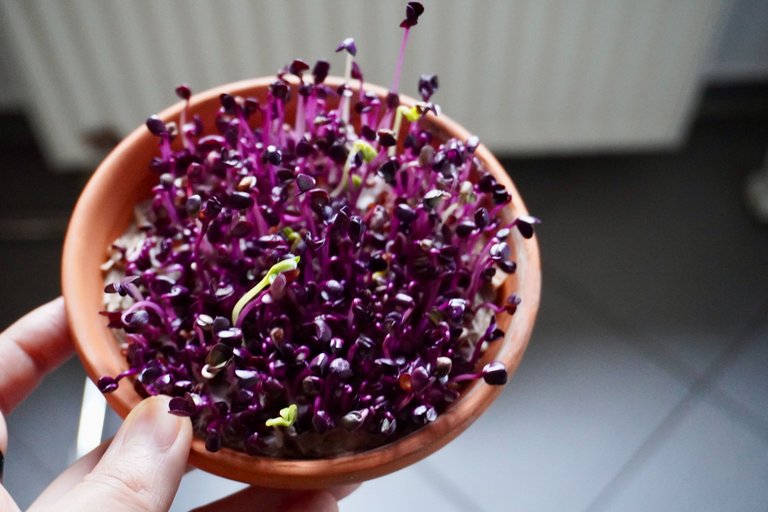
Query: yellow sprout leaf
353,140,378,162
231,256,300,324
398,105,420,122
265,404,298,428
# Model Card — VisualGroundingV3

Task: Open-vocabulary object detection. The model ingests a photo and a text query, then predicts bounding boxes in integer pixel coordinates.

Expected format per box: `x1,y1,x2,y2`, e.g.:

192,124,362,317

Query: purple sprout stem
123,300,175,336
302,248,316,285
476,301,504,314
321,375,334,411
295,93,306,140
246,199,268,237
237,110,257,147
382,334,394,359
192,221,211,304
180,100,193,150
115,367,139,382
346,298,361,332
276,100,287,148
160,134,172,161
291,367,313,398
394,393,414,412
466,231,503,298
349,153,384,206
320,231,331,269
341,52,354,124
300,196,319,239
340,385,355,413
193,323,207,346
470,332,491,364
466,257,491,301
459,157,474,183
231,235,243,261
160,190,181,226
450,372,482,384
305,90,318,135
123,281,144,302
391,27,410,94
262,95,273,146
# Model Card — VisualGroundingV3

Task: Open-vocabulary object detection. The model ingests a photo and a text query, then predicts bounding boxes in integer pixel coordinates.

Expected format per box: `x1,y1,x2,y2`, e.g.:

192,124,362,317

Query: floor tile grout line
693,310,768,441
5,432,60,480
417,460,490,512
544,264,703,384
582,385,703,512
582,303,768,512
545,262,768,396
547,261,768,441
705,386,768,443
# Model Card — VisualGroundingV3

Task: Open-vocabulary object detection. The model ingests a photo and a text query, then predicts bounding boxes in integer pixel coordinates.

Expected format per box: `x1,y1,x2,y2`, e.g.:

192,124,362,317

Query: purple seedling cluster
99,2,538,458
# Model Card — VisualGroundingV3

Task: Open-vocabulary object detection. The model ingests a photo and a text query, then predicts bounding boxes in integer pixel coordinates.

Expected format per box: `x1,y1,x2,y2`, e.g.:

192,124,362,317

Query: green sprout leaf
265,404,298,428
389,105,421,156
333,140,378,196
231,256,300,324
398,105,420,122
353,140,378,162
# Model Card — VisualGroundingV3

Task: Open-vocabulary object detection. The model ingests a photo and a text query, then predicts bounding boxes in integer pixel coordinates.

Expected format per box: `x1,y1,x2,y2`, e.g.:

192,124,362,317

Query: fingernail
123,396,183,451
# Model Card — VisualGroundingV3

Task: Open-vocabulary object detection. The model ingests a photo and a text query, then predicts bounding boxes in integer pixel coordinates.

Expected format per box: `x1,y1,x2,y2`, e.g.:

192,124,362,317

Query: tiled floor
1,90,768,511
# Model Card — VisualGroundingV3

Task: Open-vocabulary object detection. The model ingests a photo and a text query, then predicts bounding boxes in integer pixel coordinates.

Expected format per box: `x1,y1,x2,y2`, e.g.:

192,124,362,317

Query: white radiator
1,0,727,170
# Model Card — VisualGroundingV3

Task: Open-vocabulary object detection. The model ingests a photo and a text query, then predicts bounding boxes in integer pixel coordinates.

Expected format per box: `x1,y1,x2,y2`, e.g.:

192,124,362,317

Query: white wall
0,0,749,169
0,13,24,108
706,0,768,82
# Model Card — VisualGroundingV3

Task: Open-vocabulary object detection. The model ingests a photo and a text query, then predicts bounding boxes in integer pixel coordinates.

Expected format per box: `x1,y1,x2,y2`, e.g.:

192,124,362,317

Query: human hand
0,298,354,511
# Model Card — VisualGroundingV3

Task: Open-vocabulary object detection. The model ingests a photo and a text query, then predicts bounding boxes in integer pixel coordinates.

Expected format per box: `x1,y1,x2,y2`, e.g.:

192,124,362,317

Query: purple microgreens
335,37,358,56
335,38,359,124
482,361,508,385
97,367,138,393
145,115,167,136
312,60,330,84
515,215,541,239
450,360,508,386
169,394,199,417
175,84,192,100
351,61,363,81
96,376,118,393
400,1,425,28
417,74,438,101
99,1,537,459
288,58,310,78
391,2,424,93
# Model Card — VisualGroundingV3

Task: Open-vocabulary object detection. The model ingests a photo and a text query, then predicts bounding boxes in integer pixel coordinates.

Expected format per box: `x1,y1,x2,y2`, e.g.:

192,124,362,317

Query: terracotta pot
62,77,541,489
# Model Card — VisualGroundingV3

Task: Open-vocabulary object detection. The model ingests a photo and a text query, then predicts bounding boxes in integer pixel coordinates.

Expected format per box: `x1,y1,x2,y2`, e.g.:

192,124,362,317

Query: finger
0,412,6,466
0,486,22,512
28,441,110,510
0,297,74,414
31,439,199,510
40,396,192,512
191,486,339,512
327,484,359,501
283,491,338,512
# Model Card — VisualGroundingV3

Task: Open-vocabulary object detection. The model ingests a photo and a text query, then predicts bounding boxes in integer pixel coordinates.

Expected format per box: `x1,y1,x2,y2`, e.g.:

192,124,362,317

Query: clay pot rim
62,76,541,489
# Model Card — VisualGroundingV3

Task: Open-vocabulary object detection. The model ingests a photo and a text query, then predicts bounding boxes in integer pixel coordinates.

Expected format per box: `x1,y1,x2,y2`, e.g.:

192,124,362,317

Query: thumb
52,396,192,512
